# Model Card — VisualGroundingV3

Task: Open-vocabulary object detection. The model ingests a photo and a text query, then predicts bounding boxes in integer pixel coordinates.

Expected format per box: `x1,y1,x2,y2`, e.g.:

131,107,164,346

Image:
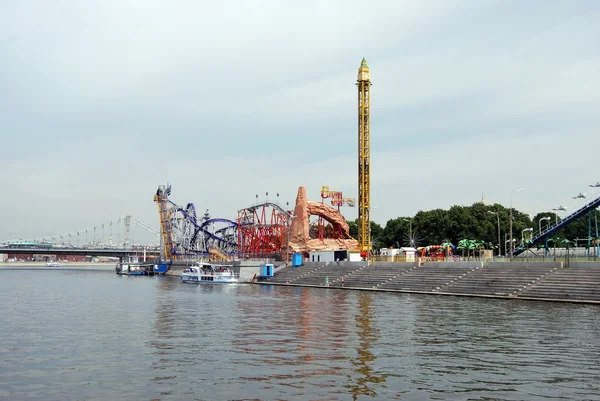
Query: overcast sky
1,0,599,244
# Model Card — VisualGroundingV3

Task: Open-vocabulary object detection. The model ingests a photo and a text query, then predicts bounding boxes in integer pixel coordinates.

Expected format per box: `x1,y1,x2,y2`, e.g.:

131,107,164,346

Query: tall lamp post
488,211,501,257
552,206,567,224
521,227,533,259
509,188,523,261
403,218,413,247
539,216,551,257
286,214,297,263
285,202,296,263
538,216,551,235
589,182,600,258
521,227,533,244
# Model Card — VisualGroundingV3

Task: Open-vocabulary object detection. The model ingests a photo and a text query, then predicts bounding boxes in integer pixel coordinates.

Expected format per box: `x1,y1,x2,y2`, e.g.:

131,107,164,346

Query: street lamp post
286,216,296,263
538,216,551,235
539,216,551,257
589,182,600,259
488,211,501,257
509,188,523,261
522,227,533,259
285,202,296,263
521,227,533,244
403,218,413,247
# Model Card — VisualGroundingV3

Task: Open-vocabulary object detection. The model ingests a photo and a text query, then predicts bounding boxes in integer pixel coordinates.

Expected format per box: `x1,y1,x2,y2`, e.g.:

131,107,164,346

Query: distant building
379,247,417,262
380,248,401,257
308,249,352,263
398,247,417,262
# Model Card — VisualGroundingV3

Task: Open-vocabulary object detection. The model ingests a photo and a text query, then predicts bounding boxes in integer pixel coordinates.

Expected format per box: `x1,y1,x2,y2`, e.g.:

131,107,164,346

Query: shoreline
0,262,116,271
1,261,114,266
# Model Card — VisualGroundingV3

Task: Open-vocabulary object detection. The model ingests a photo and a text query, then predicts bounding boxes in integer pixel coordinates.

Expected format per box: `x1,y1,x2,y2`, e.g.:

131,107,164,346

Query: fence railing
370,255,600,264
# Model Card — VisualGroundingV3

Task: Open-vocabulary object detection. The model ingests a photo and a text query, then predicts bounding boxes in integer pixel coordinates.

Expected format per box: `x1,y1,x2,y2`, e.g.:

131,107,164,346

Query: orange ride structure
316,186,356,240
236,186,358,259
288,186,358,255
356,57,372,259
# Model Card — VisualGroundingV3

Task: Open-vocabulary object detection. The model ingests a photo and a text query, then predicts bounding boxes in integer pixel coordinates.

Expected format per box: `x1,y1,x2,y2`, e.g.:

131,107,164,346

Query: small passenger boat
180,263,239,284
115,255,156,276
46,261,61,267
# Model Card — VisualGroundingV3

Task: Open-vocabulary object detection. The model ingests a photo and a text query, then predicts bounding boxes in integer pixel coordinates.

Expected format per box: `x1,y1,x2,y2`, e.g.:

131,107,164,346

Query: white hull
180,263,238,284
180,274,238,284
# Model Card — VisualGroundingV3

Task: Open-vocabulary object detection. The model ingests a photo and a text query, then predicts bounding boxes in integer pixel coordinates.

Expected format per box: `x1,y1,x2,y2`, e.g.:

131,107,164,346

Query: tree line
347,202,599,253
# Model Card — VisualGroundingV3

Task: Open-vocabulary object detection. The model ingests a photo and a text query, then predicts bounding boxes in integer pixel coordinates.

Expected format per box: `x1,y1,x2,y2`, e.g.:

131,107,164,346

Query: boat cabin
183,264,234,280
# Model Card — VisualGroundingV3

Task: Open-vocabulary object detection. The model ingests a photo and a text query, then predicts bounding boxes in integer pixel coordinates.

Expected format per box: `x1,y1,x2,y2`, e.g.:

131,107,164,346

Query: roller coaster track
512,195,600,256
200,218,239,229
168,201,238,248
157,182,293,259
238,202,290,219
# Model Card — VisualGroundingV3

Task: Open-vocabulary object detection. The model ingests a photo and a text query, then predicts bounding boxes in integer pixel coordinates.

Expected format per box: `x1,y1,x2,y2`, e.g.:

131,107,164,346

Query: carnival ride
357,58,372,258
154,184,299,261
237,201,293,259
512,193,600,257
154,184,238,261
314,186,355,240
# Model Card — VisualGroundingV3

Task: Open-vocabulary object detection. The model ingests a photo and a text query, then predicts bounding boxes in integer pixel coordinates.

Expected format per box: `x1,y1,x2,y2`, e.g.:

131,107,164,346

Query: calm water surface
0,269,599,401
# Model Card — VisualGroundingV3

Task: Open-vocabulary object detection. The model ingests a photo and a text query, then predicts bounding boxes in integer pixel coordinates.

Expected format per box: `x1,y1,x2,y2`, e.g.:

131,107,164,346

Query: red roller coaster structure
237,201,293,259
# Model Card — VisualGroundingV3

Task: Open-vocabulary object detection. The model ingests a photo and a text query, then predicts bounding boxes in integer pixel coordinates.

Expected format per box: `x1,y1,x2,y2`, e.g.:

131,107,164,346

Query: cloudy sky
1,0,599,244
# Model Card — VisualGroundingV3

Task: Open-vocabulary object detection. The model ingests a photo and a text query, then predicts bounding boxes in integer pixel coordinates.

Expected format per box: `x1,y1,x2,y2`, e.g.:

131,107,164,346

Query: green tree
381,217,412,248
370,221,384,250
348,219,358,238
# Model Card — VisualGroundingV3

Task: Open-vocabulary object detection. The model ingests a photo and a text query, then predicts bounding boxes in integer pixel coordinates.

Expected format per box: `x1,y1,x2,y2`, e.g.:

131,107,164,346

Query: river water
0,269,599,401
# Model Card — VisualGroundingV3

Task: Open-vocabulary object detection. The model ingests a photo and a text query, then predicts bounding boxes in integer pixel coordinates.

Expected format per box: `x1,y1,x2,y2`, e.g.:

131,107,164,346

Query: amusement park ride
153,59,373,263
154,184,299,261
357,58,372,259
237,198,293,259
315,186,355,240
153,182,360,262
154,184,239,262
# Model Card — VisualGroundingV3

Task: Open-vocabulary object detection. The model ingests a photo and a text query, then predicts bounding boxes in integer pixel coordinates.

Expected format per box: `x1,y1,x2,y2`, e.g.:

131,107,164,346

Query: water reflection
150,277,179,386
230,286,354,393
296,287,314,361
346,293,387,399
2,272,600,400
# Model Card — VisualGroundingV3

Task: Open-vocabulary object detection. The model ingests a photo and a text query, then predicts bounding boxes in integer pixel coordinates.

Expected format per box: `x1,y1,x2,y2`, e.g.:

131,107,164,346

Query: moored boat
115,255,157,276
46,261,61,267
180,262,239,283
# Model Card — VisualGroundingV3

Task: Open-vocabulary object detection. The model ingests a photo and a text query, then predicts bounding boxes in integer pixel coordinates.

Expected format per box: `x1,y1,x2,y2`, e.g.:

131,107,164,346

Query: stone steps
518,267,600,300
293,266,371,286
343,267,414,288
437,266,558,295
378,267,475,292
258,265,325,284
259,263,600,302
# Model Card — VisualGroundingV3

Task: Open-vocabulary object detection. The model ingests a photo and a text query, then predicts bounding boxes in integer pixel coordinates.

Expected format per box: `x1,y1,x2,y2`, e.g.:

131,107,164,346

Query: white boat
180,262,239,284
46,262,61,267
115,255,157,276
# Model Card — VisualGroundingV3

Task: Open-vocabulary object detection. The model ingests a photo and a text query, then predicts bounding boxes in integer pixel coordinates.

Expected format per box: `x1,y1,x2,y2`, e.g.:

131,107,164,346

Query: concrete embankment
257,261,600,304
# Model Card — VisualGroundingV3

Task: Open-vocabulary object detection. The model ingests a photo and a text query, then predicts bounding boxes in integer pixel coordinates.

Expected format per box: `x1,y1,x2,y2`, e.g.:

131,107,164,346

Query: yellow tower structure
357,58,372,259
154,184,174,261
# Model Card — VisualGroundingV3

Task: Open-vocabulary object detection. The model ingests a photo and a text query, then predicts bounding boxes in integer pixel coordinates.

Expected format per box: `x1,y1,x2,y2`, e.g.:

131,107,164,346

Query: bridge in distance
0,246,161,258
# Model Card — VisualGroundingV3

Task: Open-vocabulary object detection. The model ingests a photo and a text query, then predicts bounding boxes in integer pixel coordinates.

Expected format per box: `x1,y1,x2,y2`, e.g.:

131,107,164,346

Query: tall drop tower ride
357,58,371,258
